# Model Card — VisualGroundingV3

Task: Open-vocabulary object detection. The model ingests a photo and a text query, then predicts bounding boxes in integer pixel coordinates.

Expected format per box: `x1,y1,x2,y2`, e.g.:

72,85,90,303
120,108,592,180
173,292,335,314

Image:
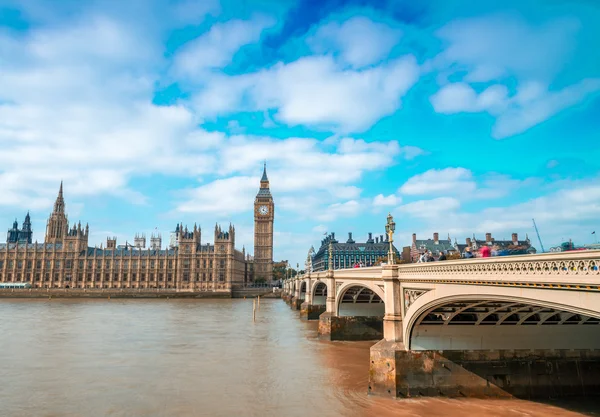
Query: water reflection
0,299,596,417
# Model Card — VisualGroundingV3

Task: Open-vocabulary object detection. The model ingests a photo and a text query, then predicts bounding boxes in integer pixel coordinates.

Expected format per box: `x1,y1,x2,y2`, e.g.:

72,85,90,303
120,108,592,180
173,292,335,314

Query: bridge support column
290,281,302,310
318,270,337,339
301,276,323,320
369,264,408,396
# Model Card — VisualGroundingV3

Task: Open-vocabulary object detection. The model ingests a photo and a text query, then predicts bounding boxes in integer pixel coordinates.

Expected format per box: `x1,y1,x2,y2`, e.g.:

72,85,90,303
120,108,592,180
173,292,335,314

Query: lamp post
385,213,396,265
328,240,333,271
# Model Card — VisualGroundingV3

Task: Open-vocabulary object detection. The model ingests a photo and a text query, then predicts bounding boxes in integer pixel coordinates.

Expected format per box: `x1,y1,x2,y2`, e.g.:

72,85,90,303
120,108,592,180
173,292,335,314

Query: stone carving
404,289,428,314
336,282,342,292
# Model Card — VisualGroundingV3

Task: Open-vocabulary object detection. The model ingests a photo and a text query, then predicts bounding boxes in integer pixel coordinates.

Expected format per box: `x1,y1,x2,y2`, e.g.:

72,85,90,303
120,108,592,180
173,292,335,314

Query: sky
0,0,599,265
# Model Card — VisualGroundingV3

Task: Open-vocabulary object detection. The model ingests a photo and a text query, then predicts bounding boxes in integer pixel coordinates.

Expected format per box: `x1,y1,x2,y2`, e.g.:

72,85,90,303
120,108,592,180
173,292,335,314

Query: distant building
312,232,400,271
6,213,33,244
458,233,536,256
150,233,161,250
134,233,146,249
410,232,535,261
169,225,179,249
410,233,457,262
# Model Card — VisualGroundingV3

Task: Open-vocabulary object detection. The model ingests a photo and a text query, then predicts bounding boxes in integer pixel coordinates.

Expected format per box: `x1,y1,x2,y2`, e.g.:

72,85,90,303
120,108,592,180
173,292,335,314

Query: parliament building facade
0,167,274,291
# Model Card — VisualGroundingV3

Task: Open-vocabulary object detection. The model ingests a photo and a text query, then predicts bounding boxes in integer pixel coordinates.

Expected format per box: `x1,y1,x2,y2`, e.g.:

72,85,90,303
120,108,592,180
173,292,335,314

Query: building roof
0,243,62,250
414,239,455,253
0,243,219,255
256,188,271,198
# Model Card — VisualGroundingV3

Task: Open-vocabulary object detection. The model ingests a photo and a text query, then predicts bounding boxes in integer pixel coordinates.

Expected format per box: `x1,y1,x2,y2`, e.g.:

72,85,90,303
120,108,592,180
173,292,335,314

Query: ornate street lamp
385,213,396,265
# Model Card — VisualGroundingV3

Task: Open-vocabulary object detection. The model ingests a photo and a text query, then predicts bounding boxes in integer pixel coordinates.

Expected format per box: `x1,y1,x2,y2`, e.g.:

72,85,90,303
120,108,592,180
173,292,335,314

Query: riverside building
311,232,400,271
0,167,275,291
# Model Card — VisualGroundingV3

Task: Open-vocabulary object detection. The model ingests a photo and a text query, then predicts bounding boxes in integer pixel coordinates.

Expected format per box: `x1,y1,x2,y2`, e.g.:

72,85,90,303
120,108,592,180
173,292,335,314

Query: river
0,298,597,417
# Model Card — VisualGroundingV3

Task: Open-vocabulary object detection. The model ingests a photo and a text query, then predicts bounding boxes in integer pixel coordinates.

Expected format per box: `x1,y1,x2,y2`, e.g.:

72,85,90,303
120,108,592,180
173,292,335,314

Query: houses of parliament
0,166,275,290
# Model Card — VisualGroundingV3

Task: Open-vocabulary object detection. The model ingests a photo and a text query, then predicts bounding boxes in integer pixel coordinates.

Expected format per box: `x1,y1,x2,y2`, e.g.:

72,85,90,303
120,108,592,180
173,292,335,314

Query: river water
0,299,597,417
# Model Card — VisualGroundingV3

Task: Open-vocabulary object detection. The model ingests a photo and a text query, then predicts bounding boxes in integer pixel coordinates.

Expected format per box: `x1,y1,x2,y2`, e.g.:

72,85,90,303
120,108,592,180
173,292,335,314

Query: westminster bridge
282,250,600,399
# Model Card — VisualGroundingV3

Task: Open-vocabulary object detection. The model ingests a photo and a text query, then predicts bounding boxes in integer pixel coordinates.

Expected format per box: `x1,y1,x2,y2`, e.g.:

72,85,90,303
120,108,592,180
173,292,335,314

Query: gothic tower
45,181,69,244
253,163,274,282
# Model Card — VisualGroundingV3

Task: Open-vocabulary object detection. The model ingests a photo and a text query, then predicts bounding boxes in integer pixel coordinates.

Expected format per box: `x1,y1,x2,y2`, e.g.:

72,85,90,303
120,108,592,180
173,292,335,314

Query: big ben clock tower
254,163,274,282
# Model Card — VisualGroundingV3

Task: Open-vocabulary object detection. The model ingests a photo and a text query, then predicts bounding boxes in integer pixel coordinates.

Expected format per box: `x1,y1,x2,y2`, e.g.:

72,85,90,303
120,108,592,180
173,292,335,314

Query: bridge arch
311,281,327,306
336,282,385,317
403,286,600,351
299,280,308,301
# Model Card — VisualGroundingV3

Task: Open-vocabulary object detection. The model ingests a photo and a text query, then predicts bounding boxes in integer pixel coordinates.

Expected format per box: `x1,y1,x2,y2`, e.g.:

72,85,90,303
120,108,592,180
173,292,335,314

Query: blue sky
0,0,599,265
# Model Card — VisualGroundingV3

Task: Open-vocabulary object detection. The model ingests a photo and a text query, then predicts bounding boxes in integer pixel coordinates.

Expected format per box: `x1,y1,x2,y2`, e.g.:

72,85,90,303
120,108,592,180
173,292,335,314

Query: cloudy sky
1,0,599,264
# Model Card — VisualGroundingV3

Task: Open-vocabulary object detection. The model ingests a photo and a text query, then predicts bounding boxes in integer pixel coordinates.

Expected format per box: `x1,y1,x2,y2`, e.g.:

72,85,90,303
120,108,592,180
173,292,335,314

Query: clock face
259,205,269,215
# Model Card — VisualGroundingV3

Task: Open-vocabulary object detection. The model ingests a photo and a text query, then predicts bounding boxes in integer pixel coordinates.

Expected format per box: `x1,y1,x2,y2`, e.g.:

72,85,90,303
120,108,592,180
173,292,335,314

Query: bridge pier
301,303,325,320
300,277,327,320
318,312,383,341
369,348,600,398
317,270,384,340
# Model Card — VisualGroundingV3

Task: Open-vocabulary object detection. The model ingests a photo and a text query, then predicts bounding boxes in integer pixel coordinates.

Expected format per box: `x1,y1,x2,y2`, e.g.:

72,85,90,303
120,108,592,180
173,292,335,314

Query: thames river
0,298,597,417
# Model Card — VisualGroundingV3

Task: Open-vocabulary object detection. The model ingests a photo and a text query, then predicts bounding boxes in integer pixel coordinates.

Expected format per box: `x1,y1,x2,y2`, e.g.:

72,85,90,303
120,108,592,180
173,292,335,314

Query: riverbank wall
0,289,232,299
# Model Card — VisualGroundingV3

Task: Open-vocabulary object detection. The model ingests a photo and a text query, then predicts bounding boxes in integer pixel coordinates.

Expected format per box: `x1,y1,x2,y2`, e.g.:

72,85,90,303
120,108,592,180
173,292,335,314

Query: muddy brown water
0,299,597,416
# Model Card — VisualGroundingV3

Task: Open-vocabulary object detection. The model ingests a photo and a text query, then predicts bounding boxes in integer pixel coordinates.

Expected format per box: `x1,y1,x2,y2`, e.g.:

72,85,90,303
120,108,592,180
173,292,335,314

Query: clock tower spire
254,162,274,282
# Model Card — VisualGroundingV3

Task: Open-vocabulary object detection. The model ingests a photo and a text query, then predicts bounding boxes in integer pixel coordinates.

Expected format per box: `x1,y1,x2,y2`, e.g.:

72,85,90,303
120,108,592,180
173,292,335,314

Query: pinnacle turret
53,181,65,213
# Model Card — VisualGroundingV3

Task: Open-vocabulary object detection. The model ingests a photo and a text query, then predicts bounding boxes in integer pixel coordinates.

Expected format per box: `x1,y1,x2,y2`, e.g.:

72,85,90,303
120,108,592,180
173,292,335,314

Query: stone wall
0,289,231,299
318,312,383,341
369,343,600,399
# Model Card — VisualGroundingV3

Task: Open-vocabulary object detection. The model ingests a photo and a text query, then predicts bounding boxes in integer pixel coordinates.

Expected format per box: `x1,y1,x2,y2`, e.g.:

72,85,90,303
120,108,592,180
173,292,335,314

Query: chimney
412,233,416,243
380,235,384,242
367,232,374,243
348,232,352,240
433,232,439,243
485,233,492,243
512,233,518,244
375,237,379,244
466,237,472,246
331,232,335,241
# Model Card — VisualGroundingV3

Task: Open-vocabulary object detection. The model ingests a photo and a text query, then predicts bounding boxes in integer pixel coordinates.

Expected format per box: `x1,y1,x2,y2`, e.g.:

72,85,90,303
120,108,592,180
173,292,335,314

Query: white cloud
429,14,600,138
173,135,421,217
176,176,257,216
172,16,275,77
399,168,476,196
430,83,508,114
430,79,600,138
193,54,420,132
396,177,600,249
396,197,461,219
307,16,402,68
434,13,580,82
312,224,328,233
373,194,400,207
493,78,600,138
316,200,361,222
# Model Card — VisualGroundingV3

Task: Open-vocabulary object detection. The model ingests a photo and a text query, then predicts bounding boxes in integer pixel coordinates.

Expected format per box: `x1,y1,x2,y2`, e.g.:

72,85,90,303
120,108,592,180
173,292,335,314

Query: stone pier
300,302,325,320
369,346,600,398
318,312,383,341
290,296,302,310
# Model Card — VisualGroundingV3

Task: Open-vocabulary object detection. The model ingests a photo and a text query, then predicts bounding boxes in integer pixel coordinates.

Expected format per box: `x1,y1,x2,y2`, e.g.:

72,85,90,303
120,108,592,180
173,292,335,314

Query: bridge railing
287,251,600,286
396,250,600,284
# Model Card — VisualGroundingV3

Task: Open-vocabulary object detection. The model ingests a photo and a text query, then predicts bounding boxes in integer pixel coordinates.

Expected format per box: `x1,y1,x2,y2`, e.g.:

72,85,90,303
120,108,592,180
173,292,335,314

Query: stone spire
53,181,65,213
45,181,68,244
261,161,268,182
